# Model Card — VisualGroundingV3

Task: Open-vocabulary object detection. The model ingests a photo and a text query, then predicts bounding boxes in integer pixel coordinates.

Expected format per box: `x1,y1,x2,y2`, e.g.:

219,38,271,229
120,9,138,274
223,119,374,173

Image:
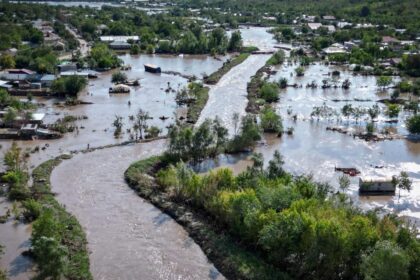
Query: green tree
0,54,15,69
386,103,400,119
406,115,420,134
260,106,283,133
377,76,392,89
361,241,409,280
260,82,279,103
228,31,242,52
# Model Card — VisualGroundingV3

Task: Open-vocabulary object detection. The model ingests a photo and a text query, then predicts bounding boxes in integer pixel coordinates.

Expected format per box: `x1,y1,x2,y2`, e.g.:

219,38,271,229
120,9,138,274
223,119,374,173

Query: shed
359,176,395,194
109,41,131,50
40,75,56,87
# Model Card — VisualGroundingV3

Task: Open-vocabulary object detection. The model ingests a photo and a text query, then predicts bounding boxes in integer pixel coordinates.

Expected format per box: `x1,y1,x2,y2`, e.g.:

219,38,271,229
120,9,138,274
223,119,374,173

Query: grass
125,156,289,280
186,86,209,124
204,53,250,85
32,155,92,280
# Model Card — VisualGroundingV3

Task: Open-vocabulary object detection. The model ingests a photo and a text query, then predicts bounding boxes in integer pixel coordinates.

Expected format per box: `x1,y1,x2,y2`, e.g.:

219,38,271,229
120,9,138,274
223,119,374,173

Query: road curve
50,140,224,280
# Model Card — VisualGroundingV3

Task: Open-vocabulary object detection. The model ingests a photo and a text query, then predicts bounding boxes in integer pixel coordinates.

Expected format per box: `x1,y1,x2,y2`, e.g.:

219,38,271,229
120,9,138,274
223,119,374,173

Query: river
197,27,277,136
50,140,224,280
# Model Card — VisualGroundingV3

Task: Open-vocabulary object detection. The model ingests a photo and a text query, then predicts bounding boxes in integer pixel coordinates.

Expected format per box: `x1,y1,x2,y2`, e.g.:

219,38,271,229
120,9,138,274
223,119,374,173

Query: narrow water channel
50,140,224,280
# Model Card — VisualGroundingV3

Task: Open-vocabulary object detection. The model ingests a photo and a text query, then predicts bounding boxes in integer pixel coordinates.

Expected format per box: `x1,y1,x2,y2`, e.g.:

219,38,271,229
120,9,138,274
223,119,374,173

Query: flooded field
0,54,226,169
51,140,224,280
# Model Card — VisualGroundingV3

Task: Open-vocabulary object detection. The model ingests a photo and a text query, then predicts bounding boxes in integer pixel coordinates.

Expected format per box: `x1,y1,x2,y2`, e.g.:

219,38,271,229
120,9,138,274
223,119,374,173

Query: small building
7,69,35,75
322,43,348,55
325,25,336,33
323,15,336,21
308,23,322,31
0,80,12,90
99,36,139,43
40,75,56,87
58,62,78,73
382,36,400,45
109,41,131,50
359,176,395,194
109,84,130,94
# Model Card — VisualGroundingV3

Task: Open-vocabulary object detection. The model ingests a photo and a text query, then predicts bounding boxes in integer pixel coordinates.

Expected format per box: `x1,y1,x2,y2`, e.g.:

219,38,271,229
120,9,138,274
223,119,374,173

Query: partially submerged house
359,176,395,194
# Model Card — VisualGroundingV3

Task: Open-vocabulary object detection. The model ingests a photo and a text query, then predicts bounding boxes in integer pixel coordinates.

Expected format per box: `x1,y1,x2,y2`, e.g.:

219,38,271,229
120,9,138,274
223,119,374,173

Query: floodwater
0,198,34,280
51,140,224,280
0,54,225,277
198,27,277,136
0,54,225,169
207,58,420,223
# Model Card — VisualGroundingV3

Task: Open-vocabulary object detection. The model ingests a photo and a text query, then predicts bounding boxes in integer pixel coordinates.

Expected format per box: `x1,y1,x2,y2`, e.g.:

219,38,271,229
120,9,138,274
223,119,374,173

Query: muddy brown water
50,140,224,280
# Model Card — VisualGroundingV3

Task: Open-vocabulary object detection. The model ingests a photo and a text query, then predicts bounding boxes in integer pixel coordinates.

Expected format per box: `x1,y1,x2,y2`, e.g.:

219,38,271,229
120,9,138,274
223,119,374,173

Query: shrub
406,115,420,134
260,82,279,103
260,107,283,133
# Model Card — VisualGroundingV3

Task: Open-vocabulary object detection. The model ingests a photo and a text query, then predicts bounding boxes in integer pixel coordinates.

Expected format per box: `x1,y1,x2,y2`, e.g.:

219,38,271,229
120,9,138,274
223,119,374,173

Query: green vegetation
88,43,122,69
204,53,250,84
126,150,420,280
2,142,30,200
111,71,128,84
228,115,261,152
260,106,283,133
1,142,91,280
266,50,285,66
260,82,280,103
406,115,420,134
181,83,210,124
51,76,87,97
167,118,228,162
31,156,91,280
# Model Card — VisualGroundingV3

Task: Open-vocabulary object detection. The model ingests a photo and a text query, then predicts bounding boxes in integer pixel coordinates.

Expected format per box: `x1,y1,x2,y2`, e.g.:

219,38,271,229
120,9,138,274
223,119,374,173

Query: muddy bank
50,140,224,279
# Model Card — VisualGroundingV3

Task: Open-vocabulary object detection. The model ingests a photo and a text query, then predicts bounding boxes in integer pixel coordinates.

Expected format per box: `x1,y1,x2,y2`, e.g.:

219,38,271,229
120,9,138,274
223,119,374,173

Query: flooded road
198,27,276,135
51,140,224,280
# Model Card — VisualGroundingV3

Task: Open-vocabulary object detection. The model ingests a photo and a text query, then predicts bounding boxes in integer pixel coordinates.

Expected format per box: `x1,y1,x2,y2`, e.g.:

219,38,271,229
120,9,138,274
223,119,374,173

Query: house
303,15,316,23
99,36,139,43
308,23,322,31
359,176,395,194
344,41,357,50
322,15,336,21
325,25,336,33
382,36,400,45
7,69,35,75
58,62,77,73
0,80,12,90
322,43,348,55
109,41,131,50
40,75,56,87
337,22,351,28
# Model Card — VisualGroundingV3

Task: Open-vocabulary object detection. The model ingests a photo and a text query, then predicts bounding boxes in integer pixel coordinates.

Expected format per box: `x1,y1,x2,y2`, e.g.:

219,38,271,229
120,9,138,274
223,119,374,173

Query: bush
406,115,420,134
260,107,283,133
22,198,42,221
51,76,87,97
267,50,285,65
260,82,279,103
111,71,127,84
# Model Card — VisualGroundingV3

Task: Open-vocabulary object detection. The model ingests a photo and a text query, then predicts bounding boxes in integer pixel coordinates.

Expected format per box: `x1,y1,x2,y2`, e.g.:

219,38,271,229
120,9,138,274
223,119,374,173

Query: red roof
7,69,35,75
